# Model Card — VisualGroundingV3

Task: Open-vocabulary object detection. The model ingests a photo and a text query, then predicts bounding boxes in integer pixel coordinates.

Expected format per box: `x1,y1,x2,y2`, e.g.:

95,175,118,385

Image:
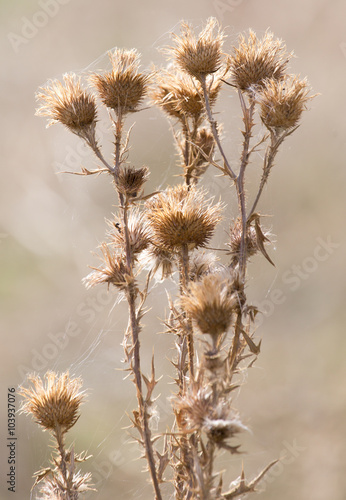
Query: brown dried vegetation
23,17,315,500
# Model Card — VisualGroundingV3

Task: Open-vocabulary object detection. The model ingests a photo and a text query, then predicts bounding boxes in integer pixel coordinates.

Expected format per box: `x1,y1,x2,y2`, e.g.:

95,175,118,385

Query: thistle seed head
194,127,215,166
145,184,222,252
229,218,259,264
181,272,236,339
171,17,225,80
152,69,221,121
19,372,84,434
83,243,130,290
227,30,291,92
109,209,150,257
174,386,214,430
174,385,243,446
258,75,313,130
203,417,246,444
90,49,150,114
115,165,149,198
189,250,218,282
35,74,97,139
140,244,176,281
38,469,93,498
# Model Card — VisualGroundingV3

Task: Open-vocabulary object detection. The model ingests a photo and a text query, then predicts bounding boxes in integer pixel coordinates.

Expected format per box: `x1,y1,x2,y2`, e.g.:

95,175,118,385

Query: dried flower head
189,250,218,282
171,17,225,80
38,469,93,499
203,417,246,446
152,69,221,121
83,243,130,290
258,75,313,130
109,210,150,257
145,184,222,251
36,74,97,140
140,244,176,281
227,30,291,92
181,272,236,341
116,165,149,198
20,372,84,434
175,386,214,430
193,127,215,165
90,49,149,114
175,384,245,452
229,218,258,264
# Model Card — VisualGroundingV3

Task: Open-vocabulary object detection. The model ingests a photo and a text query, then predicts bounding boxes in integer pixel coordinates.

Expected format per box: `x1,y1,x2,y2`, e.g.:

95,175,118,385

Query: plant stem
180,243,195,379
113,114,162,500
200,77,236,181
82,130,115,174
248,129,291,218
55,427,76,499
236,92,255,279
229,312,243,376
201,80,256,280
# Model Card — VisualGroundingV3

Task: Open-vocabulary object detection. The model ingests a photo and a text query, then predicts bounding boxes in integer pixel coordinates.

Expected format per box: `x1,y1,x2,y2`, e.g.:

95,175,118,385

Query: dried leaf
222,459,279,498
32,467,52,489
249,213,275,266
241,329,261,355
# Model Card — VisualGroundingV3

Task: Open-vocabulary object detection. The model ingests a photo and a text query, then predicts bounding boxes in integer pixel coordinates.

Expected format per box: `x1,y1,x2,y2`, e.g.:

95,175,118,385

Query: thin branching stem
237,91,256,278
55,428,75,499
200,76,237,181
201,79,256,280
248,128,296,218
180,243,195,379
182,118,190,169
112,114,162,500
229,312,243,376
87,140,115,174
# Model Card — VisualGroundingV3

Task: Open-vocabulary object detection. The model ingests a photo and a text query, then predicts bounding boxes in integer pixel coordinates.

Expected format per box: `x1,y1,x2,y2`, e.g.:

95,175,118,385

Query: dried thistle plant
19,372,92,499
27,17,315,499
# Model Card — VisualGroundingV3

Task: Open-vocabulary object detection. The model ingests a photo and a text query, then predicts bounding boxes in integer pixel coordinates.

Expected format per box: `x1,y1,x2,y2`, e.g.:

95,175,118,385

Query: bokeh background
1,0,346,498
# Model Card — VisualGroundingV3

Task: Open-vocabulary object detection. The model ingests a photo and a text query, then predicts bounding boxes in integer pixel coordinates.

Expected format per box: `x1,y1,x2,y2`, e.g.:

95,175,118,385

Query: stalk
113,115,162,500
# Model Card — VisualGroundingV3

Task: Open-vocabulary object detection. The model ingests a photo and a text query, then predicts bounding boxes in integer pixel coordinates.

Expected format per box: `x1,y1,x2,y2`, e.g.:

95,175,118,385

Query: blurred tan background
1,0,346,498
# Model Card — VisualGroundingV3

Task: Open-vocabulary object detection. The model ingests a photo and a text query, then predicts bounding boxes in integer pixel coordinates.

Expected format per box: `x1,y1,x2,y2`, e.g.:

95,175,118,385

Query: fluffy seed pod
258,75,313,130
83,243,130,290
174,385,245,448
203,417,246,446
194,128,215,166
229,216,273,267
171,17,225,80
174,386,214,430
140,244,176,281
229,218,258,264
116,165,149,198
145,184,222,252
20,372,84,434
227,30,291,92
90,49,149,114
152,69,221,121
35,73,97,139
189,250,218,282
109,210,150,257
181,272,236,341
